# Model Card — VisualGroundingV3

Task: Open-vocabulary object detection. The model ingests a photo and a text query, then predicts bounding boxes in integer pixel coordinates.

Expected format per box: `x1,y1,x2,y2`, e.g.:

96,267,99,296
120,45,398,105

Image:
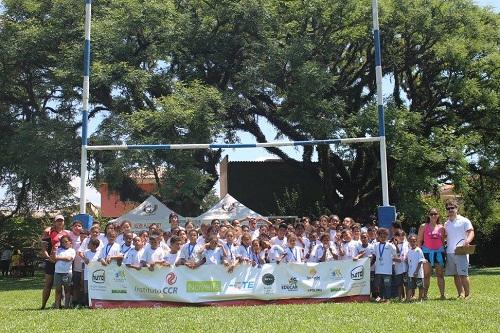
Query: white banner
88,258,370,307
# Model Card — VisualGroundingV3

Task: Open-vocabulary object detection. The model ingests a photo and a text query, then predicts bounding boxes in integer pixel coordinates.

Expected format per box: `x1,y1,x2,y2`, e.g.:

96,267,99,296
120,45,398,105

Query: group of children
47,214,426,308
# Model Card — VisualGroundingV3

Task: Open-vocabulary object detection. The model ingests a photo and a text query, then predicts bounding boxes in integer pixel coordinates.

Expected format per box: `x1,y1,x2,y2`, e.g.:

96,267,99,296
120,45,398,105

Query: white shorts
445,254,469,276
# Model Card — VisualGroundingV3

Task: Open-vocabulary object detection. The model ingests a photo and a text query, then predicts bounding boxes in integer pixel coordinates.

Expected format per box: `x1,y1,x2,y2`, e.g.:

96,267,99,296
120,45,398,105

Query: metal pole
79,0,92,214
85,136,382,151
371,0,390,206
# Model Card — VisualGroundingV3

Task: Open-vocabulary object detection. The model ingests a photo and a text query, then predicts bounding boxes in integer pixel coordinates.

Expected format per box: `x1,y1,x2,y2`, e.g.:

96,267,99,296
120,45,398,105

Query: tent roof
195,193,262,221
113,196,184,230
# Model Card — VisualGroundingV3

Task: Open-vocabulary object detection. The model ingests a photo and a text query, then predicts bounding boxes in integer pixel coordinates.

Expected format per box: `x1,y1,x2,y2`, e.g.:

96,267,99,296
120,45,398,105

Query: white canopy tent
195,193,263,222
113,195,184,232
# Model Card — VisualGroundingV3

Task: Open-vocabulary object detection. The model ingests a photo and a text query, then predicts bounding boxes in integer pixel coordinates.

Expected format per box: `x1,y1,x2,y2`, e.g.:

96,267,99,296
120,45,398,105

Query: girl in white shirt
283,234,303,263
53,236,75,309
316,234,340,262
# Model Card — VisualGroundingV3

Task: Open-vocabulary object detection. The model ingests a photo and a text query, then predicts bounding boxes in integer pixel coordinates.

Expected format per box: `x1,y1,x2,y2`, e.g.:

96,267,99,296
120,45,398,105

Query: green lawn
1,268,499,333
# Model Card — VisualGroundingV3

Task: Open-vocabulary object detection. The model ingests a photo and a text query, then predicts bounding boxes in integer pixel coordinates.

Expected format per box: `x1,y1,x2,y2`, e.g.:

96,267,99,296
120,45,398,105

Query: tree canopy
0,0,498,230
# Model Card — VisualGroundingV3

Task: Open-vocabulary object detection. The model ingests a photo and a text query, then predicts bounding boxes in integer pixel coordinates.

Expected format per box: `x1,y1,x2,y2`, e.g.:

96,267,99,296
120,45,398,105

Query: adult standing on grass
444,199,474,299
417,208,446,299
0,246,13,276
40,215,69,309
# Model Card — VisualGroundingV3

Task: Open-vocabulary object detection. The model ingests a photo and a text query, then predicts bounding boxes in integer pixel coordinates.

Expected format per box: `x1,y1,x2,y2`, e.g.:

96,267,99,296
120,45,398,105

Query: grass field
1,268,499,333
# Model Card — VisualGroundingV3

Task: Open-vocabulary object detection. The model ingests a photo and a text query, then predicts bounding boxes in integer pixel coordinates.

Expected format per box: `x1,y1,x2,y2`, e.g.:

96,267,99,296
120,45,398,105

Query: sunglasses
429,213,438,216
446,206,456,211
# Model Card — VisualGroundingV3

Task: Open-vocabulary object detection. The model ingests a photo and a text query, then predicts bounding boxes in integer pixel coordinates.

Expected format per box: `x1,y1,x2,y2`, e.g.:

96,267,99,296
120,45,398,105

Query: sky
1,0,498,208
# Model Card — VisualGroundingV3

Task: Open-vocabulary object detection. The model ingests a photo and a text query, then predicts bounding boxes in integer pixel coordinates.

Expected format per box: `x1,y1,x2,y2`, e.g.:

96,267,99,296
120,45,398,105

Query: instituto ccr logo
166,272,177,285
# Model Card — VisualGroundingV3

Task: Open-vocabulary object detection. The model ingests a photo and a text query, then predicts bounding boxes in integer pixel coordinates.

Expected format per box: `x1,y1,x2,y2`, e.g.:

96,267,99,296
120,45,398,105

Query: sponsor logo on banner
111,289,127,294
186,281,221,293
307,288,322,292
307,267,320,281
92,269,105,283
330,268,343,281
351,265,364,280
330,287,345,292
135,286,178,295
228,281,255,290
166,272,177,285
281,277,298,291
262,273,275,286
113,270,126,283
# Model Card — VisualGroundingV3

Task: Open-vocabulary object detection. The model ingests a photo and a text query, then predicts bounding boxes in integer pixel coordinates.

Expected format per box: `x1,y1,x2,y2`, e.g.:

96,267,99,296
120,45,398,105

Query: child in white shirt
123,236,146,270
406,235,425,301
144,234,165,271
340,230,358,260
200,236,226,266
164,235,181,266
179,229,203,268
373,228,402,302
282,234,303,263
53,236,75,309
82,238,101,303
99,231,122,266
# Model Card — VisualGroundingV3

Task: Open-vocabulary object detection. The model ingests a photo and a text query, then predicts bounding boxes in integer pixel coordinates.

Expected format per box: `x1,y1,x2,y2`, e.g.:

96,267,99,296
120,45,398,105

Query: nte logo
350,265,364,280
92,269,105,283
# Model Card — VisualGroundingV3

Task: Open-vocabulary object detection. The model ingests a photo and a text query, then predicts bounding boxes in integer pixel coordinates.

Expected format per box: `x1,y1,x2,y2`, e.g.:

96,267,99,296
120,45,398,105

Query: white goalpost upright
75,0,396,229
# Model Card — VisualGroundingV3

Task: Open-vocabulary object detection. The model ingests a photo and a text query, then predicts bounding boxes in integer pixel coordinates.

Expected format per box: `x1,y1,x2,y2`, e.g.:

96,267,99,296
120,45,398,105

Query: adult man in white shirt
444,199,474,298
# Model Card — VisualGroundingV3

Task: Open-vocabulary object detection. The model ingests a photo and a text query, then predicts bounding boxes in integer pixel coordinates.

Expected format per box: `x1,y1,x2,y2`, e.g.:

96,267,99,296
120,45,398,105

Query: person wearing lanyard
120,232,134,258
283,234,303,263
250,239,264,267
99,231,121,266
373,228,401,302
237,233,253,264
179,229,202,268
222,231,238,273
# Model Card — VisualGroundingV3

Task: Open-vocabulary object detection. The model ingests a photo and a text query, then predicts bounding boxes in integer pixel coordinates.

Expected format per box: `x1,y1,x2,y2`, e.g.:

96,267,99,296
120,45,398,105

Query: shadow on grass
0,271,44,291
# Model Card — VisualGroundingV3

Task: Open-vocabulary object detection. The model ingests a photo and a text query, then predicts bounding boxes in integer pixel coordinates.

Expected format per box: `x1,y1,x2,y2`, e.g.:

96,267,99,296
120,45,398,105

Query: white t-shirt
69,232,83,272
270,236,287,248
407,247,425,278
283,246,303,263
144,247,165,265
120,243,133,257
83,249,100,280
394,243,408,275
123,248,145,266
355,243,374,258
267,245,285,263
116,233,137,245
203,248,224,265
304,240,319,262
237,245,252,261
340,241,358,260
250,229,260,240
295,235,309,251
373,242,397,275
223,242,238,262
313,244,338,262
164,251,180,266
99,242,122,261
445,215,473,254
179,242,203,262
55,247,75,274
79,237,103,255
